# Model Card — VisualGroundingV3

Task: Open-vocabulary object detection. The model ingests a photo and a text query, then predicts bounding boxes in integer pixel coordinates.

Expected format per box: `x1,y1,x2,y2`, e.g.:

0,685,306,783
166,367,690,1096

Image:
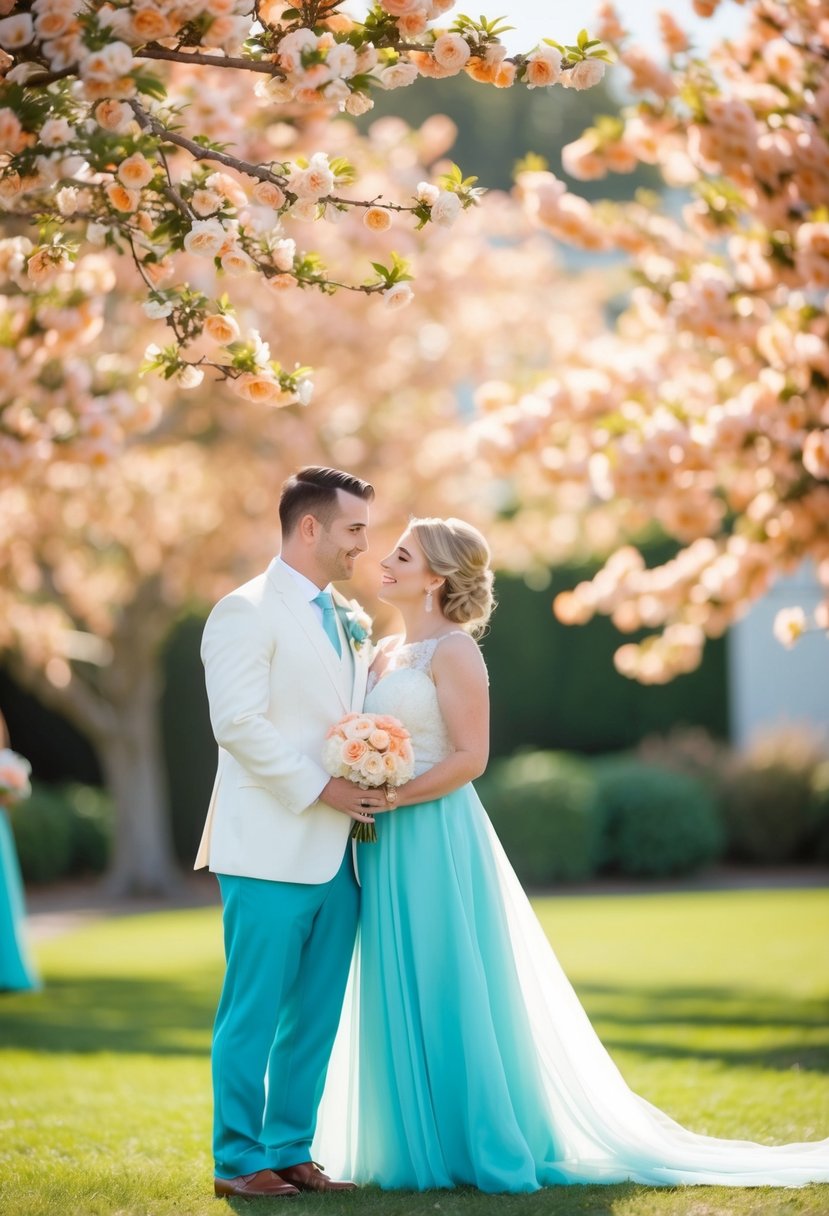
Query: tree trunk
97,663,181,897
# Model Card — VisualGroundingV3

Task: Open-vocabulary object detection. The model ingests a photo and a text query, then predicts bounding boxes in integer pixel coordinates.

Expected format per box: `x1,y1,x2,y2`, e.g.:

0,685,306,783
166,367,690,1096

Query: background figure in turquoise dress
0,716,39,993
313,517,829,1191
0,807,40,992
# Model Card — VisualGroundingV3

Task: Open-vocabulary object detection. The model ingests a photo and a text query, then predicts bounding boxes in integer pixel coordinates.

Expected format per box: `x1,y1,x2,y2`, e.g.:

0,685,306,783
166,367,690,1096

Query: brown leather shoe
278,1162,357,1192
214,1168,299,1198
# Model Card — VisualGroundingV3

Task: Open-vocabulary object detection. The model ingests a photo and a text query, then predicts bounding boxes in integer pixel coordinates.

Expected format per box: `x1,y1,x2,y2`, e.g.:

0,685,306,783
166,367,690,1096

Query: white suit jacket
194,558,371,883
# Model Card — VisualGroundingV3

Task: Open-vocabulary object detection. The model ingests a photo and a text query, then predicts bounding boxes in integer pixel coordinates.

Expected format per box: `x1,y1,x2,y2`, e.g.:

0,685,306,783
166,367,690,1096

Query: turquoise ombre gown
0,807,39,992
313,637,829,1190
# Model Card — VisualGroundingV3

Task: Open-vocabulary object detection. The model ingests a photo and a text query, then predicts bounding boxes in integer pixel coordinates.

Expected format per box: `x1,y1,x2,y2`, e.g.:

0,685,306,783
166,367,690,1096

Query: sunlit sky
346,0,747,53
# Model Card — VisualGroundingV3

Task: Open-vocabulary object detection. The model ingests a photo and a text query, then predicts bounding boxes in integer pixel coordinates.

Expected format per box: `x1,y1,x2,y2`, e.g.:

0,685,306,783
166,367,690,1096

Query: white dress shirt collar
275,556,332,603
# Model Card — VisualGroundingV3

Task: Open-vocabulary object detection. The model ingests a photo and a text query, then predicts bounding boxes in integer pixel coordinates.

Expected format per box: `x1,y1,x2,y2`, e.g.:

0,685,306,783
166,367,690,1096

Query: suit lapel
266,559,350,712
332,592,370,712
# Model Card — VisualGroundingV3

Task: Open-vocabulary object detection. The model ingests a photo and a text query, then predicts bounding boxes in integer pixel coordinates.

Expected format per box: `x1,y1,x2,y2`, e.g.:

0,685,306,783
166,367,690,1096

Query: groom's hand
320,778,390,822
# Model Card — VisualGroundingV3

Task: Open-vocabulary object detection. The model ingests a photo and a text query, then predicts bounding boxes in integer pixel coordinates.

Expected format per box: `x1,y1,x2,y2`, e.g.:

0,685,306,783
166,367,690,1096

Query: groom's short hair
279,466,375,535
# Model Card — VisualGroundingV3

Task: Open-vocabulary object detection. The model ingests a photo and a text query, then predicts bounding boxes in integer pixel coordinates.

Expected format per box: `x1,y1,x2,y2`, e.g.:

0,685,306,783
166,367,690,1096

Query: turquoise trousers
213,851,359,1179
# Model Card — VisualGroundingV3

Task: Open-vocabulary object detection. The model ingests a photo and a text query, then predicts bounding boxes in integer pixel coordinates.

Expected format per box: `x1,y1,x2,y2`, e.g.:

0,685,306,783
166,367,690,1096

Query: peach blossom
117,153,154,189
130,5,173,42
105,182,140,212
363,206,392,231
432,34,471,75
203,313,240,344
94,99,133,132
251,180,286,209
0,13,34,48
525,47,563,88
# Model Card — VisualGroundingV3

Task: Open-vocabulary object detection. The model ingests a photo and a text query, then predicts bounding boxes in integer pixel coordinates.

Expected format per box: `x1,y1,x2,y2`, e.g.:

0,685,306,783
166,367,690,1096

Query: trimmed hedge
477,751,602,884
592,756,725,877
10,782,112,883
719,731,827,864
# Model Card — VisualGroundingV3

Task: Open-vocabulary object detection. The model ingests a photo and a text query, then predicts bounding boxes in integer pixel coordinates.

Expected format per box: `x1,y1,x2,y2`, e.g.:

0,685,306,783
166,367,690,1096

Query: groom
195,466,385,1198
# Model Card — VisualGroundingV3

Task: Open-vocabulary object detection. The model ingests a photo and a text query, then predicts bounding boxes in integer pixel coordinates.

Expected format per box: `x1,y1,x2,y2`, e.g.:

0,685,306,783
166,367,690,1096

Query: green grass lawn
1,888,828,1216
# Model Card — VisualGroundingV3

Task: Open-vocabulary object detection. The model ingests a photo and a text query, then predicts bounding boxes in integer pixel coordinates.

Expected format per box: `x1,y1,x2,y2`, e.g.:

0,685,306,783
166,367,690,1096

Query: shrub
9,781,113,882
478,751,602,885
9,783,74,883
593,757,724,877
636,726,729,800
720,731,827,864
63,783,113,874
810,760,829,864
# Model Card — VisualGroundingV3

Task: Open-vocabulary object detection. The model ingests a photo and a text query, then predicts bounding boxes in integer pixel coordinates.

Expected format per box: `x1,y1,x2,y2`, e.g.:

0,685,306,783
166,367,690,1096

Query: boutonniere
341,599,372,652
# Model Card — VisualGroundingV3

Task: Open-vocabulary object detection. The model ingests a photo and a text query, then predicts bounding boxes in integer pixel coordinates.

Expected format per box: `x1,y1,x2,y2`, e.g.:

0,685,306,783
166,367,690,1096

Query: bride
314,516,829,1191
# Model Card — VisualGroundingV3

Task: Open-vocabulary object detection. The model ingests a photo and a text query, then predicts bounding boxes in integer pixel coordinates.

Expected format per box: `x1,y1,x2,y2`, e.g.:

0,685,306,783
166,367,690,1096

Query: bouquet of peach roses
0,749,32,807
323,713,414,843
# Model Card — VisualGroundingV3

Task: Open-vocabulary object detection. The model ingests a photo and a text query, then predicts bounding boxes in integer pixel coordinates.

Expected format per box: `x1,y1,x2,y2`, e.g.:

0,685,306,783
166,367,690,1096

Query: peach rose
205,171,248,208
347,717,375,739
363,206,392,231
343,738,369,765
231,371,281,403
525,46,563,88
290,154,335,200
203,313,240,344
358,752,385,781
383,283,414,309
117,152,154,189
368,729,391,751
565,59,606,90
345,91,374,116
0,108,29,154
432,33,470,75
378,61,419,89
82,41,134,82
372,715,400,731
34,9,76,41
105,181,140,211
220,246,254,275
0,765,27,790
183,218,226,256
380,0,422,14
0,14,34,49
27,246,70,285
191,188,222,217
94,99,132,132
431,190,461,227
130,5,172,42
252,180,286,209
397,12,428,37
39,117,74,148
493,60,516,88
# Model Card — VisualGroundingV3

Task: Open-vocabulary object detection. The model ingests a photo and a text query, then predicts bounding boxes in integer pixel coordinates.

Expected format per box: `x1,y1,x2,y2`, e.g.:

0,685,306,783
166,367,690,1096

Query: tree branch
4,653,118,744
137,42,285,77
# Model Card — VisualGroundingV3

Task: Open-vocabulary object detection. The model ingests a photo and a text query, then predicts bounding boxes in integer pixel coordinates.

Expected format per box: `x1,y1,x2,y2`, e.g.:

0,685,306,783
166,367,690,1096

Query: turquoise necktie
313,591,342,658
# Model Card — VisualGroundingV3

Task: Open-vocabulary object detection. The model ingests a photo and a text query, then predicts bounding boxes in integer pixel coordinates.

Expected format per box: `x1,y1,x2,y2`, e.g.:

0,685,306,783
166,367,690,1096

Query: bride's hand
320,777,387,821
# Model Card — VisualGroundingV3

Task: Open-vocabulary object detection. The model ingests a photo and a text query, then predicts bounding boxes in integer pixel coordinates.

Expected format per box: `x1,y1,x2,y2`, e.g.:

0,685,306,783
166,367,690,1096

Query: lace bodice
365,635,464,777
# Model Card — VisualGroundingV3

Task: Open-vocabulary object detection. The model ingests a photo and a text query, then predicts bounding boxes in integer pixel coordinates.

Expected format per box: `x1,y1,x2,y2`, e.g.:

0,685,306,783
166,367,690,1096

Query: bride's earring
425,588,433,613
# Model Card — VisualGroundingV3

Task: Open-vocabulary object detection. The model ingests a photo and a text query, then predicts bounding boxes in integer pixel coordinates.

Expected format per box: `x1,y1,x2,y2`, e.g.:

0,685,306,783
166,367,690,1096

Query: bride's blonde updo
409,517,496,635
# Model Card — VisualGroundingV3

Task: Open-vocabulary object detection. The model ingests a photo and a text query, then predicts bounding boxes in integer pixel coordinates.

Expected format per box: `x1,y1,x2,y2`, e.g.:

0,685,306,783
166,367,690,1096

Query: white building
728,564,829,748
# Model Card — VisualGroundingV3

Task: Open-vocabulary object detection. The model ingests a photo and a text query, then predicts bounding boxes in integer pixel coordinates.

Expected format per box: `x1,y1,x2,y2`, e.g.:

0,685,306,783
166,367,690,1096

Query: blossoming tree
0,101,609,890
448,0,829,682
0,0,608,471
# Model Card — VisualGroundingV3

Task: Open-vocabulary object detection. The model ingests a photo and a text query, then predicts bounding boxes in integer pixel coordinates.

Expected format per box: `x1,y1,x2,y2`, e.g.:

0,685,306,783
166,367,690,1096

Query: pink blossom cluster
499,0,829,678
0,1,607,466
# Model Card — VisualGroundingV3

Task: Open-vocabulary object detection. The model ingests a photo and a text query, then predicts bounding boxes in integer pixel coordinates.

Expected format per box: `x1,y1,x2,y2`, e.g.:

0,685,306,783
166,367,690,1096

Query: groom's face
315,490,370,582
